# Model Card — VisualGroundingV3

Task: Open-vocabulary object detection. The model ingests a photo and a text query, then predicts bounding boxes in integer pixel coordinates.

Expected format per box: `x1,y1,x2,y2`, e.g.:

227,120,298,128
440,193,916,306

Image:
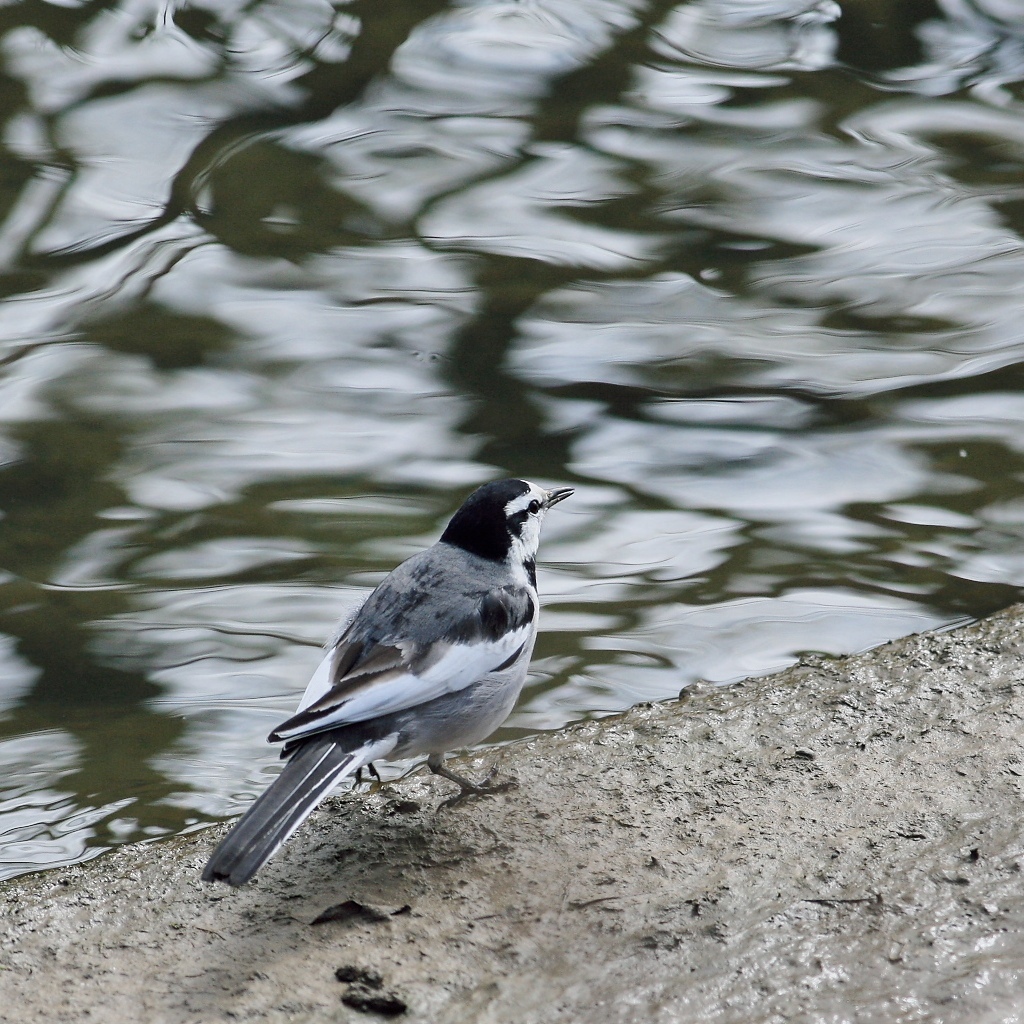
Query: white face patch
503,481,549,568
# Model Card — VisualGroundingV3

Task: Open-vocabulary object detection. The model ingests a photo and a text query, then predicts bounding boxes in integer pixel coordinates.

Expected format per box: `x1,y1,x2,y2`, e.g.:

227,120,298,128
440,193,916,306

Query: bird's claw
437,777,517,811
428,758,517,809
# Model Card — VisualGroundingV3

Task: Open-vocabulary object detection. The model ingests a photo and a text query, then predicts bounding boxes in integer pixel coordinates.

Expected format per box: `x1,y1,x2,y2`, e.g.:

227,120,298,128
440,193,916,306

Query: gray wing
269,549,535,743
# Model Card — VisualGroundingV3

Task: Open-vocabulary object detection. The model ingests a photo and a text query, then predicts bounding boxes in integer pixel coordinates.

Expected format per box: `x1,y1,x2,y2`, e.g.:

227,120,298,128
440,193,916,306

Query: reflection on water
1,0,1024,879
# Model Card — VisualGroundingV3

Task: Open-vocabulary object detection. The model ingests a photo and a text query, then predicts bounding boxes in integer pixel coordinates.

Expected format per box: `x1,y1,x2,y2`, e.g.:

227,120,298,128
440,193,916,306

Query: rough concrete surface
5,607,1024,1023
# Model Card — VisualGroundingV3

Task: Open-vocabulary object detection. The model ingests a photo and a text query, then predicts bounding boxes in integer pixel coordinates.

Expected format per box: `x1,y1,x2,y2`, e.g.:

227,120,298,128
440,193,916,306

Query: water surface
2,0,1024,878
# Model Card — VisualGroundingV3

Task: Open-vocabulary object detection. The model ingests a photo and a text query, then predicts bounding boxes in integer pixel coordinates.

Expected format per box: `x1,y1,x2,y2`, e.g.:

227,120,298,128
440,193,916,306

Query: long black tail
202,736,385,886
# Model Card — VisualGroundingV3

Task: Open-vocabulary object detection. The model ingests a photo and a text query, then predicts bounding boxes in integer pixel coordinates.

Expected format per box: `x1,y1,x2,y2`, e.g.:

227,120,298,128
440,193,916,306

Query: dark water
1,0,1024,879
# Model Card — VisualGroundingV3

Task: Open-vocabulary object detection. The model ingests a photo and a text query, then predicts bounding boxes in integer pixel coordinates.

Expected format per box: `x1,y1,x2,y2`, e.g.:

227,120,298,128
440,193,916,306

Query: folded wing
270,585,535,744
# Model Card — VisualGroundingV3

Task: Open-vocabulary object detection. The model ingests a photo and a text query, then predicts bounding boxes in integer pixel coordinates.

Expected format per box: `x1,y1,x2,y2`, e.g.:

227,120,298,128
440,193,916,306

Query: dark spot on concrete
389,799,421,814
341,985,408,1016
335,965,384,988
311,899,411,925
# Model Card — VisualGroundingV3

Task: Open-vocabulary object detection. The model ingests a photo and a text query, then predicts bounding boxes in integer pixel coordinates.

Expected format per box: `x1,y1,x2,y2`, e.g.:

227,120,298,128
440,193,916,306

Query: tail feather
202,735,394,886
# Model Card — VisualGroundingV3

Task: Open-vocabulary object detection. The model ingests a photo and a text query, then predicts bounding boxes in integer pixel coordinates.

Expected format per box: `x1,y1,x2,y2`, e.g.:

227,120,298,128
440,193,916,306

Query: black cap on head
440,479,531,561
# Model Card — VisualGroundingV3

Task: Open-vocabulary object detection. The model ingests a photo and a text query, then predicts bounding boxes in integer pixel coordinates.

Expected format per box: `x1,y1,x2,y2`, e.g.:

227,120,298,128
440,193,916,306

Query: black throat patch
523,557,536,588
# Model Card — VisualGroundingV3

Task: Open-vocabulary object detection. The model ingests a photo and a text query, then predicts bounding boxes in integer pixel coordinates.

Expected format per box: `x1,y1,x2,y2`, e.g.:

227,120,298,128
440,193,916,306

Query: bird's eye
528,499,541,515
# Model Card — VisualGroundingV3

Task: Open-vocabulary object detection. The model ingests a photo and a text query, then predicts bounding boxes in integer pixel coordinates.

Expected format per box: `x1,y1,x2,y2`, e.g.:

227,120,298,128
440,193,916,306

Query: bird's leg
428,753,515,806
355,761,382,785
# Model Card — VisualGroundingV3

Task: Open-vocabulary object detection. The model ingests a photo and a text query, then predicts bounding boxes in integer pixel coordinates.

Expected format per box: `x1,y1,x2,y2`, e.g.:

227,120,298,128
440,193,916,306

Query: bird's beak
544,487,574,508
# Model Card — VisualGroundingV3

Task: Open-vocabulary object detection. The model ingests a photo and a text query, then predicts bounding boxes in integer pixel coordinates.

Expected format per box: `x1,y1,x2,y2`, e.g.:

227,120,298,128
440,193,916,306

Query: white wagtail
202,478,572,886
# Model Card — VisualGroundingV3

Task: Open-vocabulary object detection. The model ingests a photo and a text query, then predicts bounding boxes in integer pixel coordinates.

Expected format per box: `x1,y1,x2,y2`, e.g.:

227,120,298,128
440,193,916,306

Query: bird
202,478,573,886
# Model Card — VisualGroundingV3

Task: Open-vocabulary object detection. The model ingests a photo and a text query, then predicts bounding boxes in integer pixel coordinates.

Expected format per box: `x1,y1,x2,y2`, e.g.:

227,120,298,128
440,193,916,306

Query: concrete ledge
4,607,1024,1023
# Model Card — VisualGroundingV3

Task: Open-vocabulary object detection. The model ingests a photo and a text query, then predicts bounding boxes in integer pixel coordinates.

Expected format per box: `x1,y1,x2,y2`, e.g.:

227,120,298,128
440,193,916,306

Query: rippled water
1,0,1024,879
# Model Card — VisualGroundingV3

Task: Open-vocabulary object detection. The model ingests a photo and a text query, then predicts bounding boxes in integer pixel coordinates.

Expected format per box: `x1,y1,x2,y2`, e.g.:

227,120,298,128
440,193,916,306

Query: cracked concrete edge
3,606,1024,1024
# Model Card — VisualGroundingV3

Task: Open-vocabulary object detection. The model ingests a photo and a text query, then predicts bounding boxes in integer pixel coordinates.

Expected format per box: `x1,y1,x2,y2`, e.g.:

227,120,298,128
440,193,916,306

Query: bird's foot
428,757,516,809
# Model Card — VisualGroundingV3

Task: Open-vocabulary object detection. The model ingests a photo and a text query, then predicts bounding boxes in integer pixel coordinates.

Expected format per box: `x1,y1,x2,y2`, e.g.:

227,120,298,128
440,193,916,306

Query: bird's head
440,478,573,568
